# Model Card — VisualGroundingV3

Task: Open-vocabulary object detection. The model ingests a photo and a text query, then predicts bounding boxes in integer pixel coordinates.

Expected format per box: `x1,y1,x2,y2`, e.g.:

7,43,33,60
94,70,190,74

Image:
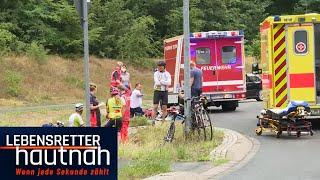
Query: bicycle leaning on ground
163,96,213,143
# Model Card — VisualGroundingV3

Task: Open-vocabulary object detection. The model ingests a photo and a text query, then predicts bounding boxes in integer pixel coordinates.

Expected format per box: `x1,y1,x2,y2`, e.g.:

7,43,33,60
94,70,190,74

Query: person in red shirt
110,61,123,88
119,87,131,142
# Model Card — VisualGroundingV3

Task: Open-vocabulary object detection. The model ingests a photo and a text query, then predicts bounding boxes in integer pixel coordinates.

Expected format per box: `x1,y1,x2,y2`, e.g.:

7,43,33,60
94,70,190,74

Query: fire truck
164,31,246,111
260,13,320,116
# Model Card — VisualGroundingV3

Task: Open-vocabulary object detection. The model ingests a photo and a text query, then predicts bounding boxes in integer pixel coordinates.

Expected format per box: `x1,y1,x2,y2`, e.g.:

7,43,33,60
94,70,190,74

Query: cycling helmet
111,88,120,95
157,61,166,67
75,103,84,111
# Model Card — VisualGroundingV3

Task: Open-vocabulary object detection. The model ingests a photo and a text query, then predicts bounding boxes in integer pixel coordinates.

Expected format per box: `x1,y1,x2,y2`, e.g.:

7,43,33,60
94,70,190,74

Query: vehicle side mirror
252,63,262,74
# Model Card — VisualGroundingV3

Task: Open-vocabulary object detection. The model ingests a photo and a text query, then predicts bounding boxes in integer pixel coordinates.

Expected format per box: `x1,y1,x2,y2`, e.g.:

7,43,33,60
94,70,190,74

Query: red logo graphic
296,42,306,53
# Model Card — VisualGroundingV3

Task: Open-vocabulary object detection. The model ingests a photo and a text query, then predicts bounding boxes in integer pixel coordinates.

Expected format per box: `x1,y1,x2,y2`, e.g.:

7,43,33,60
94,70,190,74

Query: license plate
211,94,224,99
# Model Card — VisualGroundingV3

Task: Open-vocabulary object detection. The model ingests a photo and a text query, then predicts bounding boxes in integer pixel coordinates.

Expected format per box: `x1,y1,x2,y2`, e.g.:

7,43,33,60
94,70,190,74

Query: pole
82,0,90,126
183,0,191,135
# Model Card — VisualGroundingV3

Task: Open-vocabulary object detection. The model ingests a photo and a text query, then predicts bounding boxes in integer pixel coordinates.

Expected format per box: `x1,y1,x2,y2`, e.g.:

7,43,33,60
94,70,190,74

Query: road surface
212,101,320,180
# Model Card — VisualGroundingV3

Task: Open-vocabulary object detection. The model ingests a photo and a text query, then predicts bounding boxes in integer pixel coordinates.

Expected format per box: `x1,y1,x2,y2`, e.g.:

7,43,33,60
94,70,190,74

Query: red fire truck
164,30,246,111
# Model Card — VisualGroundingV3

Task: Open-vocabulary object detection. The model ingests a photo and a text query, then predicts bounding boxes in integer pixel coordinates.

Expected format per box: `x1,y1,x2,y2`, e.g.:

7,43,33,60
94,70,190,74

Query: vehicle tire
310,130,314,136
201,108,213,140
194,113,206,141
222,102,237,112
164,122,175,143
276,130,282,138
255,127,262,136
297,131,301,138
256,90,263,101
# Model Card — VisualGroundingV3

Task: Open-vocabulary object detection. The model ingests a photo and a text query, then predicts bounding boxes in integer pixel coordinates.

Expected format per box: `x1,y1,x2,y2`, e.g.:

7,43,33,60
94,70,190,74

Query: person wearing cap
106,88,125,131
153,61,171,121
68,103,84,127
190,61,203,97
110,61,123,88
90,83,102,127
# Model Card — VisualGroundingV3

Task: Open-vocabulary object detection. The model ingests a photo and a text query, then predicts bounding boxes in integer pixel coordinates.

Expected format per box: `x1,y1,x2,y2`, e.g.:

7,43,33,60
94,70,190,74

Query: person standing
190,61,203,97
153,61,171,121
120,64,131,90
120,88,131,142
110,61,123,88
130,83,144,117
90,83,102,127
105,88,125,131
68,103,85,127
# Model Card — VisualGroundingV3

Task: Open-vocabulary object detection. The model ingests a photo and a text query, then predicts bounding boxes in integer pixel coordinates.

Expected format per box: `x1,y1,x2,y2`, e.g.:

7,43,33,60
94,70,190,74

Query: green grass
213,157,229,166
119,123,224,179
129,116,151,127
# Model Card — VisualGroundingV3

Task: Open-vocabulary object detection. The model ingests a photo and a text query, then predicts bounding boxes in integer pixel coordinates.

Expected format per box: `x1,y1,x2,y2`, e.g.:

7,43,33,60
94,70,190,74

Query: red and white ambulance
164,30,246,111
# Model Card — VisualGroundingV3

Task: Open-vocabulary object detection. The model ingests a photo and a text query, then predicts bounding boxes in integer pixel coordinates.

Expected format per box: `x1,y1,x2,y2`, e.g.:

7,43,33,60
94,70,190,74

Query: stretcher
255,101,313,138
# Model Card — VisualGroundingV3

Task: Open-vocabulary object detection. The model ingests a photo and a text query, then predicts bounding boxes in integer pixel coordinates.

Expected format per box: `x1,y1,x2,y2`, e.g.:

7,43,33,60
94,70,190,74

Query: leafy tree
116,16,156,67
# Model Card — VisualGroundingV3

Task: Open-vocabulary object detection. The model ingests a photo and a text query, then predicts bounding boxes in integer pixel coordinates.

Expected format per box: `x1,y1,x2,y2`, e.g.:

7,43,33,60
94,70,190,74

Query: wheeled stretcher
255,101,313,138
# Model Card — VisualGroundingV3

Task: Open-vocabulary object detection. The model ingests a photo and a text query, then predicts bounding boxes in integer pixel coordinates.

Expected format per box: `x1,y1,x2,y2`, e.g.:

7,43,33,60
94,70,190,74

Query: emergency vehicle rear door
190,39,218,93
286,24,316,103
215,37,244,93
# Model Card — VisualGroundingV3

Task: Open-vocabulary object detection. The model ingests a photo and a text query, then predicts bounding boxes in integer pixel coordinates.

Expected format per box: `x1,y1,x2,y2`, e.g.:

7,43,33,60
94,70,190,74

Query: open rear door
286,23,316,104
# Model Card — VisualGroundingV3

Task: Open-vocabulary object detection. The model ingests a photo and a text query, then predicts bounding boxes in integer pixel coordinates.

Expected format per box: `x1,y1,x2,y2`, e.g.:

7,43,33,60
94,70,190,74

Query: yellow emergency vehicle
260,13,320,116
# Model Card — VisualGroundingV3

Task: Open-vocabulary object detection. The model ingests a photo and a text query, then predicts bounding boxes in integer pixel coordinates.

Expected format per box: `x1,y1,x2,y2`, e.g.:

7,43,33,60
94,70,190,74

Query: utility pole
74,0,91,126
183,0,192,136
82,0,90,126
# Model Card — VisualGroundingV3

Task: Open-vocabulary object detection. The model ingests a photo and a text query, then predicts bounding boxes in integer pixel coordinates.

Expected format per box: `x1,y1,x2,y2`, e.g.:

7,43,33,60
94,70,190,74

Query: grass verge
129,116,151,127
213,157,229,166
119,123,224,179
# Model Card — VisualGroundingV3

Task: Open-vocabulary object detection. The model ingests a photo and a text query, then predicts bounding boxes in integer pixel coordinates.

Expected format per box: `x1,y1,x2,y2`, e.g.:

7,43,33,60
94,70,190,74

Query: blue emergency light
274,15,281,22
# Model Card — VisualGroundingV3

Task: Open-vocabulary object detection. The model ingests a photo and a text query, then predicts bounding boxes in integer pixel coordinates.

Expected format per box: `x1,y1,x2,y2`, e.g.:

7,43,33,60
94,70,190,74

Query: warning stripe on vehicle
273,24,288,108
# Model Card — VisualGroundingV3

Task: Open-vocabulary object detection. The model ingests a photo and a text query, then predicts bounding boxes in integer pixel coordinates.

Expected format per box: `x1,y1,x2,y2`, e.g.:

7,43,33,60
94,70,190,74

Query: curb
210,128,238,160
144,128,260,180
202,134,260,179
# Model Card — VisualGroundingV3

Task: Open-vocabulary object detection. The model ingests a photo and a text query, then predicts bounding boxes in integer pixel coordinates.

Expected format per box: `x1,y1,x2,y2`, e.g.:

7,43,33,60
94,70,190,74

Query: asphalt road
211,101,320,180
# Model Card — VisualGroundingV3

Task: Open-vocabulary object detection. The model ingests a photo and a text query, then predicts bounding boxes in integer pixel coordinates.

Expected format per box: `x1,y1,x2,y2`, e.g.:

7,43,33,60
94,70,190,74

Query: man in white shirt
130,83,144,117
153,61,171,121
69,103,85,127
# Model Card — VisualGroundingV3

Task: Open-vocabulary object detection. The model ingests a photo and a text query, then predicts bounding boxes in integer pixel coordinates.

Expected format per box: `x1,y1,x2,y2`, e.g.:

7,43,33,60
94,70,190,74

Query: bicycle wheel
164,121,175,143
201,108,213,141
194,111,206,141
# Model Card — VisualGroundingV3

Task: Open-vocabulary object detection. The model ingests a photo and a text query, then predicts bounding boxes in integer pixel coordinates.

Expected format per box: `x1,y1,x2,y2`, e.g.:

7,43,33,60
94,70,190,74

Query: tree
116,16,156,67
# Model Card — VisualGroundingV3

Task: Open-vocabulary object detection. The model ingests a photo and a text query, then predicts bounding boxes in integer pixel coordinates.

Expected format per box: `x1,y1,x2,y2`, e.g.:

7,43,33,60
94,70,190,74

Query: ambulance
260,13,320,116
164,31,246,111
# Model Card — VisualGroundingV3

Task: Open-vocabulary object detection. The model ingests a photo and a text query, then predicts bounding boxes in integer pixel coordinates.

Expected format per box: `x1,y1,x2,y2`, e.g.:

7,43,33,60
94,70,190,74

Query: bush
4,70,23,97
130,116,150,127
26,42,48,64
0,29,16,53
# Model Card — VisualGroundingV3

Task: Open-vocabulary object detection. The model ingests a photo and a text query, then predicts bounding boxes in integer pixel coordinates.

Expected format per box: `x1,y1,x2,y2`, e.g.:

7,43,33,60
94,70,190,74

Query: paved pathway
213,101,320,180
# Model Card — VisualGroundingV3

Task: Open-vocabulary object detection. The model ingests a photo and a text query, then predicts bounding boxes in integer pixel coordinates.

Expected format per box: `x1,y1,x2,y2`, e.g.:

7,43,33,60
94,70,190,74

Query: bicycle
42,121,65,127
190,96,213,141
163,105,185,143
163,95,213,143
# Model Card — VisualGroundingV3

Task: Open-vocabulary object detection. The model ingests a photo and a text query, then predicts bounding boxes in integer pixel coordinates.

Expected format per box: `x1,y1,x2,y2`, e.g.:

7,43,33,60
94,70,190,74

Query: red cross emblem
296,42,306,53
